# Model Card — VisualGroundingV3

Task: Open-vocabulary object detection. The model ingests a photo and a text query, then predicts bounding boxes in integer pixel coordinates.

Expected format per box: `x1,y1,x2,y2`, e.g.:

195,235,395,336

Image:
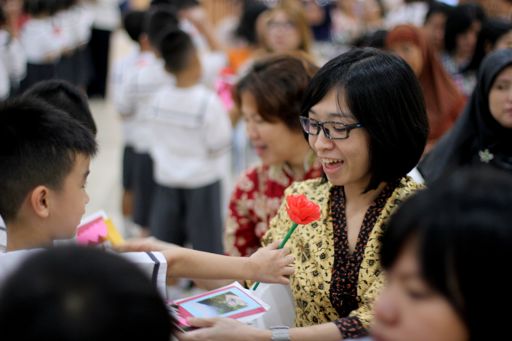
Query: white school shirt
20,17,63,63
74,3,94,46
117,52,174,153
0,249,167,298
0,30,27,99
200,51,227,89
112,47,141,147
147,84,232,188
90,0,121,31
54,8,79,51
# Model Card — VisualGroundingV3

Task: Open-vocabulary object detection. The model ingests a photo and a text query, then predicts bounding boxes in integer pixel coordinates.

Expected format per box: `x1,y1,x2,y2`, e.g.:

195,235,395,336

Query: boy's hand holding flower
248,240,294,285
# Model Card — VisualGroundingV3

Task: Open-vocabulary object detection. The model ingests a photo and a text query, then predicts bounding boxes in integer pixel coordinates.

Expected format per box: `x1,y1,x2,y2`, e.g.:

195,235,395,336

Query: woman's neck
344,180,387,208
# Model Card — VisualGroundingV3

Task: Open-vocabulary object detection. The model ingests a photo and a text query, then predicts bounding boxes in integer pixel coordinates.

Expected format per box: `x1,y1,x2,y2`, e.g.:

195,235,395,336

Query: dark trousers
149,181,224,254
87,28,111,98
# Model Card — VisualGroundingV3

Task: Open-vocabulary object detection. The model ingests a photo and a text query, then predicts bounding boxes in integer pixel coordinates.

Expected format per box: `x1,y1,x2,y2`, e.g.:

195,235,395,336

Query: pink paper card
76,216,108,245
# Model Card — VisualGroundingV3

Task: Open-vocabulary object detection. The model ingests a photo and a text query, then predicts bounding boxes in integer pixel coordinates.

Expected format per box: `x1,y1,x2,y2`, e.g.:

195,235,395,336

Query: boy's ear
29,186,51,218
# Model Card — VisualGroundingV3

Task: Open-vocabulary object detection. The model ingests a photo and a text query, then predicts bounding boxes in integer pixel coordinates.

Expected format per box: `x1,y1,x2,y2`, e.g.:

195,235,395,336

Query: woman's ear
30,186,50,218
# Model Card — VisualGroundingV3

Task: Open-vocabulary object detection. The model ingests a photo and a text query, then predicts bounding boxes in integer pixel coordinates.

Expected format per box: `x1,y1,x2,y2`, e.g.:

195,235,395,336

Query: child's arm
116,237,294,285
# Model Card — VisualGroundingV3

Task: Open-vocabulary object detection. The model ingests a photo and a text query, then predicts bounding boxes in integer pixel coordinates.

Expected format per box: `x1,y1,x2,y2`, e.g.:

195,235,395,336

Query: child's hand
248,241,294,285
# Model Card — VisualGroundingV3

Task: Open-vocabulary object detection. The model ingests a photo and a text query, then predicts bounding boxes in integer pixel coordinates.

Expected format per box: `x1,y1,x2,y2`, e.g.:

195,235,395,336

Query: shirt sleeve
203,93,232,156
120,251,168,299
5,38,27,82
224,169,261,256
115,70,137,118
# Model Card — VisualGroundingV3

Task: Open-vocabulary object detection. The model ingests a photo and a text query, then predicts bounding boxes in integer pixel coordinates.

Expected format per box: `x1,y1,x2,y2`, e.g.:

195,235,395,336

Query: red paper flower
286,194,321,225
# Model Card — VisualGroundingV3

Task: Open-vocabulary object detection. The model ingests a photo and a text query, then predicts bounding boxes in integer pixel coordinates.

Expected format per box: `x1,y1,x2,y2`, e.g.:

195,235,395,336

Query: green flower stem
252,222,298,291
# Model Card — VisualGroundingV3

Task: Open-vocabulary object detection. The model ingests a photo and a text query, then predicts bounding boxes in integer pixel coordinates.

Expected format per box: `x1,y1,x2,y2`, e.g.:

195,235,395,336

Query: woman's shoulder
392,176,424,202
398,176,424,191
284,178,331,197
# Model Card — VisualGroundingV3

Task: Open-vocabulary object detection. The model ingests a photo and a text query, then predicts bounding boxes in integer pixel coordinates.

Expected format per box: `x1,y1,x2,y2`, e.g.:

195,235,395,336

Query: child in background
116,6,178,235
71,0,94,90
0,1,26,100
112,10,150,237
0,96,294,291
147,29,232,254
19,0,64,90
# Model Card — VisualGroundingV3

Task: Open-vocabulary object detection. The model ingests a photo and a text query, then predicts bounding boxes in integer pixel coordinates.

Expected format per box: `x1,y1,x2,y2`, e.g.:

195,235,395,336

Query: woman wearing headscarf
419,48,512,183
386,24,466,151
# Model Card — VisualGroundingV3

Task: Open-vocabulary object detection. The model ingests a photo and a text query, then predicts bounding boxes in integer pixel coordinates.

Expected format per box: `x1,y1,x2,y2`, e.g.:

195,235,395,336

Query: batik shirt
224,154,323,256
262,177,422,338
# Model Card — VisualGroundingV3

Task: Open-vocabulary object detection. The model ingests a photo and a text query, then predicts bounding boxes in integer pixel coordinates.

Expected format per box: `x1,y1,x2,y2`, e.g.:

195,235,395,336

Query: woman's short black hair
381,166,512,340
0,246,173,341
300,47,428,192
444,3,485,54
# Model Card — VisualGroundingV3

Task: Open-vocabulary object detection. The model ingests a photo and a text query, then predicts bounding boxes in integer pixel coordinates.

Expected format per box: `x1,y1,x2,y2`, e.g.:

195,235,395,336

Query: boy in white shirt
19,0,64,90
116,6,178,234
0,3,26,99
112,10,150,236
147,29,232,254
0,97,293,290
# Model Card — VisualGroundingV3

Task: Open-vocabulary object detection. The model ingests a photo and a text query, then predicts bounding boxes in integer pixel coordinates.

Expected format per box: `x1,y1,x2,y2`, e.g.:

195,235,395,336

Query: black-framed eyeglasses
299,116,363,140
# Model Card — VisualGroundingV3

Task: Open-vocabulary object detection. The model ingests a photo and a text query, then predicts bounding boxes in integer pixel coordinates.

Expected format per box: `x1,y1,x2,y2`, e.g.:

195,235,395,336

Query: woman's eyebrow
328,112,353,120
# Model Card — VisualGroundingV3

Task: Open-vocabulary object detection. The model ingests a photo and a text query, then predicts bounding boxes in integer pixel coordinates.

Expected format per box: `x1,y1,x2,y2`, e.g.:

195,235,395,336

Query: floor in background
84,30,133,235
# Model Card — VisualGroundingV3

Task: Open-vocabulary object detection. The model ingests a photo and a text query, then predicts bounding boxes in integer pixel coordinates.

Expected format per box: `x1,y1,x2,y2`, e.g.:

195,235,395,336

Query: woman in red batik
224,53,323,256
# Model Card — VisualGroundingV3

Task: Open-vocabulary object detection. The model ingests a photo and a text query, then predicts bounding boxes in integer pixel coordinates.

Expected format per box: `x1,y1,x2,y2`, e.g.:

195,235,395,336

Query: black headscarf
419,48,512,183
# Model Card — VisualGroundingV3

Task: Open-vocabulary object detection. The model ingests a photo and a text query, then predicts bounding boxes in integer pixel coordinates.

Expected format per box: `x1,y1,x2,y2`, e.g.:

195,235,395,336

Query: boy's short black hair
122,10,147,43
144,5,180,49
235,0,268,45
0,246,173,341
301,48,428,192
0,97,97,222
159,28,195,73
22,80,97,136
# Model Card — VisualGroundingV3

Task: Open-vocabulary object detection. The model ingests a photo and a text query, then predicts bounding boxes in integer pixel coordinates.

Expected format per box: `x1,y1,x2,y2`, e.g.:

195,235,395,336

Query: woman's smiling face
241,91,306,166
307,89,371,188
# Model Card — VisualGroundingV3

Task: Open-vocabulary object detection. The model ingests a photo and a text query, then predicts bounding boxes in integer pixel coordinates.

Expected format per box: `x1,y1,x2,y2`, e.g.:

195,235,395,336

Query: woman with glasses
179,47,429,341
